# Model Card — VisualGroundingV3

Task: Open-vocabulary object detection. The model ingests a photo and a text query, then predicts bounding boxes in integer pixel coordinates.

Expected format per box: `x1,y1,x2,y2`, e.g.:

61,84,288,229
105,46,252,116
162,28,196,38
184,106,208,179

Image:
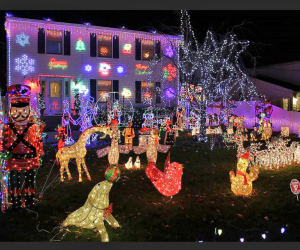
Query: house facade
5,17,181,116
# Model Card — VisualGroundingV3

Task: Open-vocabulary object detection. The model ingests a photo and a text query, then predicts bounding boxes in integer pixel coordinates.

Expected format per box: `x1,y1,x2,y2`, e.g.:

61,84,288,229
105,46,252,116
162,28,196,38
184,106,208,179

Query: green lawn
1,131,300,242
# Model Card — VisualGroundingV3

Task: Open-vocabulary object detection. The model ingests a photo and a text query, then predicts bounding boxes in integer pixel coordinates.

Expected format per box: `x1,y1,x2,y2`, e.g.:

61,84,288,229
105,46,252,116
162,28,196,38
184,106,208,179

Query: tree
146,10,262,140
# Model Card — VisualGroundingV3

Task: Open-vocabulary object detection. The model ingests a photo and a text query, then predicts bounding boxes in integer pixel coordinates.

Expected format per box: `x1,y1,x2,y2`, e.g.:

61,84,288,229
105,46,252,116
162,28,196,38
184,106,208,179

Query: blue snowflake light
16,32,30,47
15,54,35,75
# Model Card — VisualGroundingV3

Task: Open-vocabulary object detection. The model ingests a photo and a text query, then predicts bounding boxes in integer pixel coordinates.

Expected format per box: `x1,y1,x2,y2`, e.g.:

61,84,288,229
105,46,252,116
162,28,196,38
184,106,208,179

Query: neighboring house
250,60,300,111
5,17,181,116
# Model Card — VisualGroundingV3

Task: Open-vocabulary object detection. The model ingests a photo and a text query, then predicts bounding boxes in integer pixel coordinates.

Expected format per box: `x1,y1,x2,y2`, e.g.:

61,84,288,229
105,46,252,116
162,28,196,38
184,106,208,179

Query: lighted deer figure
56,126,109,182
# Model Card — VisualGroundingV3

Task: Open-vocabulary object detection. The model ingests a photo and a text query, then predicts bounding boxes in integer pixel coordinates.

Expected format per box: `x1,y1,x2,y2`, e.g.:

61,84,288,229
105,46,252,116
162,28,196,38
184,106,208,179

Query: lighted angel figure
97,119,130,166
229,151,259,197
63,166,121,242
133,128,170,164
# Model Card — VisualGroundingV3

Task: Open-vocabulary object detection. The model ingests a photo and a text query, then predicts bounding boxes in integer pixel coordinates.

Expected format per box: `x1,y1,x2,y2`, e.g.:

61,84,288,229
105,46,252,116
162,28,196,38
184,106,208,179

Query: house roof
5,16,181,41
255,75,300,92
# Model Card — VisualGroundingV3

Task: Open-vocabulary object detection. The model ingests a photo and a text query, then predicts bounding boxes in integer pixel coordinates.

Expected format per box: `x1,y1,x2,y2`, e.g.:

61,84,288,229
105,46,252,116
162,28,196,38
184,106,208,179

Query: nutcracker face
127,121,132,128
10,106,30,124
57,126,66,134
111,123,118,131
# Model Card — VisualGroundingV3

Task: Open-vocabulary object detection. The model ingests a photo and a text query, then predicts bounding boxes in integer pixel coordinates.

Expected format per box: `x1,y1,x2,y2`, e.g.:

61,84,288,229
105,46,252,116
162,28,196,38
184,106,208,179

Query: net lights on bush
145,152,183,197
56,126,109,182
16,32,30,46
99,63,111,76
15,54,35,75
63,166,121,242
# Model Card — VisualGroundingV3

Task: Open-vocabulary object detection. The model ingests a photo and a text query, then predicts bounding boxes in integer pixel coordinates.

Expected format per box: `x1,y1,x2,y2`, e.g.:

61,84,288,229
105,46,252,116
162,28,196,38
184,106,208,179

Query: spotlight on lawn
262,234,266,239
281,228,285,234
240,238,244,242
218,229,222,236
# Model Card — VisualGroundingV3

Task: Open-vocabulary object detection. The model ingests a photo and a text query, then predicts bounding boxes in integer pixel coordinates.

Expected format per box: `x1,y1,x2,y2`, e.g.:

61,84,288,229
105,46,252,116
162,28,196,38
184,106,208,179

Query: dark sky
1,10,300,86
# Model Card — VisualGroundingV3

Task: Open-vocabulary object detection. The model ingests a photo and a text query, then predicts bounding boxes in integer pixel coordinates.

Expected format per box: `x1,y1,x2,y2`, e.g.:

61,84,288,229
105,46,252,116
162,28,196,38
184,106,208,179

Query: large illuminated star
16,32,30,47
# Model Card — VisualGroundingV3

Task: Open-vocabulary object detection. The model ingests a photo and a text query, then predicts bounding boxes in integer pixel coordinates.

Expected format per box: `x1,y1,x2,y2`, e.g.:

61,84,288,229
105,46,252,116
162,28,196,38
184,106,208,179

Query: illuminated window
142,40,154,60
97,80,112,102
142,82,155,103
50,81,61,97
98,35,112,58
46,30,62,54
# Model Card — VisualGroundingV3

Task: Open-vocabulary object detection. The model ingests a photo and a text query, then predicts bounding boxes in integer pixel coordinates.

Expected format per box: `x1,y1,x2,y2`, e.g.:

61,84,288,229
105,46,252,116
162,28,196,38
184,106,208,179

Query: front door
48,78,63,114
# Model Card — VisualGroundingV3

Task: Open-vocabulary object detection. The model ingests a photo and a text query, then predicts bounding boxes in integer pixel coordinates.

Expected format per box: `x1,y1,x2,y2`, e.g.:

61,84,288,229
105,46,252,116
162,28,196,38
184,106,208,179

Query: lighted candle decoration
125,157,133,169
229,151,259,197
134,156,141,168
63,166,121,242
146,152,184,197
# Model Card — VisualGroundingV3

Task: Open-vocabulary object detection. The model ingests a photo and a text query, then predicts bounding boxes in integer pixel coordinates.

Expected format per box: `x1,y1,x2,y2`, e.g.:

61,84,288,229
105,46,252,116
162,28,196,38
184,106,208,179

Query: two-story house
5,16,181,116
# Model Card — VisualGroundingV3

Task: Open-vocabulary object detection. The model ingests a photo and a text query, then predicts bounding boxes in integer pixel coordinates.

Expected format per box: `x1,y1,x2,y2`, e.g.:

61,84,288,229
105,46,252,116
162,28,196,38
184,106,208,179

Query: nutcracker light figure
55,124,68,150
122,121,135,150
0,84,45,210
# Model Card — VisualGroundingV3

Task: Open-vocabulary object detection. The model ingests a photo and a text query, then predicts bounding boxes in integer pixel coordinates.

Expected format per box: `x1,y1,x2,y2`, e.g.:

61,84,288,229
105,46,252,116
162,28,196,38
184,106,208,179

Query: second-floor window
141,39,154,61
46,30,63,54
142,81,155,103
98,35,112,58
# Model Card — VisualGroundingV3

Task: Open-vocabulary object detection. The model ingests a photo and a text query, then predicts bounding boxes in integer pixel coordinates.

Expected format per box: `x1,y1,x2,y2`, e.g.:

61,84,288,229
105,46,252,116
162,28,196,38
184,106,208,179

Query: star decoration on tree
15,54,35,76
163,64,177,81
16,32,30,47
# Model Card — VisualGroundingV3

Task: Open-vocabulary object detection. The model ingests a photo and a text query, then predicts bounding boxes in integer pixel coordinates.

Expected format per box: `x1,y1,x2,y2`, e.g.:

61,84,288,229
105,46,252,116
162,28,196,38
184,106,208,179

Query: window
98,35,112,58
46,30,63,54
97,80,112,102
65,81,69,98
142,40,154,60
283,98,289,111
142,82,155,103
50,81,61,97
41,81,46,94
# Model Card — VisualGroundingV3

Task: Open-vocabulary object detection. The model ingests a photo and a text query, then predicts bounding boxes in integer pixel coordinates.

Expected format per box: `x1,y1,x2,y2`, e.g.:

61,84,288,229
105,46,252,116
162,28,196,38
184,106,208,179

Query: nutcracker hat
110,119,119,125
8,84,31,107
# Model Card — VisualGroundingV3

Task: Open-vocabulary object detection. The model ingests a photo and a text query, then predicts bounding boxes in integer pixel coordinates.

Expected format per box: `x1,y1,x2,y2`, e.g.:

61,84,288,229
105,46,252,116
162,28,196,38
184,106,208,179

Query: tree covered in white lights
146,10,262,139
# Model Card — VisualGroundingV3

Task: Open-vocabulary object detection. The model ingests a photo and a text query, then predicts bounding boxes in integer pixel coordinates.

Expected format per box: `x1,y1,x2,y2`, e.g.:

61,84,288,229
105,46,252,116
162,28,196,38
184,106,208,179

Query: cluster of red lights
146,152,183,196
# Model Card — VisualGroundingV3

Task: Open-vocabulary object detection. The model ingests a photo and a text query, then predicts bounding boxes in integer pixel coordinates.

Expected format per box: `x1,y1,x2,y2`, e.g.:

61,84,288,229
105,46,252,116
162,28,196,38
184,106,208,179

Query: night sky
1,10,300,88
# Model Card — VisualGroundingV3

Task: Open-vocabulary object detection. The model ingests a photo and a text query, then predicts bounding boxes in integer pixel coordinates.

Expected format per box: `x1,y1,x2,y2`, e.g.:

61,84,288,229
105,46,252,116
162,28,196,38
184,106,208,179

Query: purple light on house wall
165,87,175,99
117,66,124,74
164,45,174,58
84,64,92,72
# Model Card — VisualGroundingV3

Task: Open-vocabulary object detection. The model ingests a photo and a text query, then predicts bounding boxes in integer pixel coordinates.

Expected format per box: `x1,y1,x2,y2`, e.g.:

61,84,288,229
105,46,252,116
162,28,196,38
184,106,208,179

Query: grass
1,131,300,242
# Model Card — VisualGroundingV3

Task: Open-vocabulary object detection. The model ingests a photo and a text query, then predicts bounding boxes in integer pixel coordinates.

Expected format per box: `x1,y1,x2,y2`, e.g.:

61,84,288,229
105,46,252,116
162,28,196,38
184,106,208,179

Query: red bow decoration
25,188,35,194
236,171,248,185
104,203,113,218
10,189,21,195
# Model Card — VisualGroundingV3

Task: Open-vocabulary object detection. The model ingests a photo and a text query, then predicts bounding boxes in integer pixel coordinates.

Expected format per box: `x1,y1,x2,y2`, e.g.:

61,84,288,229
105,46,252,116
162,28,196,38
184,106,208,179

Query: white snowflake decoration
15,54,35,76
16,32,30,47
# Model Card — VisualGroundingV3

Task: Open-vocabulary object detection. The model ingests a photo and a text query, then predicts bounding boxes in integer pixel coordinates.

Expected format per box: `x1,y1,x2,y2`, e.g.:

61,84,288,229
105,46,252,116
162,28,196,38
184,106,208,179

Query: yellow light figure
63,166,121,242
229,151,259,197
97,119,130,166
122,121,135,150
133,128,170,164
56,125,109,182
125,157,133,169
134,156,141,168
